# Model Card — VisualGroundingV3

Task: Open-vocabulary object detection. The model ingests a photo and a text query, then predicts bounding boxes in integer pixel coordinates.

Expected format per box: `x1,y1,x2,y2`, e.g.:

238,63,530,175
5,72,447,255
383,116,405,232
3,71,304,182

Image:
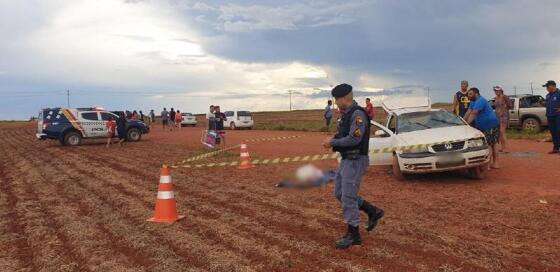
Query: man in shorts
464,87,500,169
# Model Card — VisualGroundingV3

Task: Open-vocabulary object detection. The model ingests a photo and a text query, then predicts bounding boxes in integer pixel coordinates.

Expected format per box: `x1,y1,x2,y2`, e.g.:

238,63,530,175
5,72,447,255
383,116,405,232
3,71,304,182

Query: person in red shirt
175,110,183,130
105,116,117,147
365,98,375,120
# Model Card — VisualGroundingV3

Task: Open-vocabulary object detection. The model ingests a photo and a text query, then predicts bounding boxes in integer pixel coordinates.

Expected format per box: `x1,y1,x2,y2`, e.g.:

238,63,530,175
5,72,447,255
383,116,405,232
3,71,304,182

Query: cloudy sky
1,0,559,119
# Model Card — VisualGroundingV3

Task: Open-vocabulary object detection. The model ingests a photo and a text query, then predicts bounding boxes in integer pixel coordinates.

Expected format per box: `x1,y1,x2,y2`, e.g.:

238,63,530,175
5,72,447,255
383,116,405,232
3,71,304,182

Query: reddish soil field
1,122,559,271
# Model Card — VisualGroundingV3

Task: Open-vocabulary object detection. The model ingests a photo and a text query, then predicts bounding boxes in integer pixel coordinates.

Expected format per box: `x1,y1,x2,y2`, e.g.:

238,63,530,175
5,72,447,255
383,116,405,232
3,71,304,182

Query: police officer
323,83,384,250
544,80,560,154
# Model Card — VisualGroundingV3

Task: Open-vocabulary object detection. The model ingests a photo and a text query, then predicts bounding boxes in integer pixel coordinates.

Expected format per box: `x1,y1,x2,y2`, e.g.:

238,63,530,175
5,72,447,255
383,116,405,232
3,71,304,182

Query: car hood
396,125,484,146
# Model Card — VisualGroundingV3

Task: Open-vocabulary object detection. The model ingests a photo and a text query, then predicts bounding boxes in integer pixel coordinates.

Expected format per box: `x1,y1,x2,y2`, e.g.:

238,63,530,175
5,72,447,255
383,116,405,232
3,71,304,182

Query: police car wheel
64,131,82,146
392,154,405,181
127,128,141,142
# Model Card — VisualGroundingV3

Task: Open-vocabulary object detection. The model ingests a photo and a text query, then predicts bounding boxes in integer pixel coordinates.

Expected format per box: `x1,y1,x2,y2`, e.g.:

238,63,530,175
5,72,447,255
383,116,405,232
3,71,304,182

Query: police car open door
368,121,394,165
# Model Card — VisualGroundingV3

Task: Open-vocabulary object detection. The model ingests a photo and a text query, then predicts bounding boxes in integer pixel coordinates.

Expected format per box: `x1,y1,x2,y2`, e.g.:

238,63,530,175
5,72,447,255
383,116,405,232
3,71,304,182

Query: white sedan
180,113,197,127
369,97,490,180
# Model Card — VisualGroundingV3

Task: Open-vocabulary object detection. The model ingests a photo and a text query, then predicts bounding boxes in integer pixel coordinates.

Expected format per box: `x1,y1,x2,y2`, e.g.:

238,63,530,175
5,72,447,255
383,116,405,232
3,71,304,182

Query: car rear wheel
392,154,405,181
127,128,142,142
64,131,82,146
467,165,487,180
521,117,541,133
230,122,236,130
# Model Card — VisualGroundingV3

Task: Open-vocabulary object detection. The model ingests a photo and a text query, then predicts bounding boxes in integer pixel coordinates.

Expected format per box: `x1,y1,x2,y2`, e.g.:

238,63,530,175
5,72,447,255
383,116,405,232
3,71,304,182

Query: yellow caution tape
170,139,473,169
179,135,303,163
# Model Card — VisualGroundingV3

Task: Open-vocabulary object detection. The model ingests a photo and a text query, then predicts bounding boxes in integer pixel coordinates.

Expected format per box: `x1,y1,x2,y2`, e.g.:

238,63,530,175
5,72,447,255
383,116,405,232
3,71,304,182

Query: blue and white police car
36,107,150,146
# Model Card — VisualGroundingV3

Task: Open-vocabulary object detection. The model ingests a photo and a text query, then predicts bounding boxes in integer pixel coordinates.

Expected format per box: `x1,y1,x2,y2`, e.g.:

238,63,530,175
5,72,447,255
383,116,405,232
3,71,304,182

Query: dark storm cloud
182,0,560,92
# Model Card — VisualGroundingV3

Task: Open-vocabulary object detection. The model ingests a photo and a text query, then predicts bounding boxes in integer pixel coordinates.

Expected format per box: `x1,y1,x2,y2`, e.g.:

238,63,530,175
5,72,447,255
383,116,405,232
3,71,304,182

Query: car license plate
438,153,463,164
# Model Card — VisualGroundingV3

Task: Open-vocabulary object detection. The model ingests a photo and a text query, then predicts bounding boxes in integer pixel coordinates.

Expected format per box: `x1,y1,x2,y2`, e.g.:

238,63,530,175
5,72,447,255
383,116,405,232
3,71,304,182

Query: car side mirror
374,130,388,137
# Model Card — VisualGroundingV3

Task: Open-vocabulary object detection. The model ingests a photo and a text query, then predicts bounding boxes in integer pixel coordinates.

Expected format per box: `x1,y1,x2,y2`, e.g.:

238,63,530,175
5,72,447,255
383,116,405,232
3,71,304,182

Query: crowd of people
323,79,560,169
160,107,186,132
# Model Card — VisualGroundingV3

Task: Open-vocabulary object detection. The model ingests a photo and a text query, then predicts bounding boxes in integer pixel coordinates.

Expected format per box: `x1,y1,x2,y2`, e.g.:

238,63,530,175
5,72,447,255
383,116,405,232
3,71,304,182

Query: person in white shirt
206,105,215,130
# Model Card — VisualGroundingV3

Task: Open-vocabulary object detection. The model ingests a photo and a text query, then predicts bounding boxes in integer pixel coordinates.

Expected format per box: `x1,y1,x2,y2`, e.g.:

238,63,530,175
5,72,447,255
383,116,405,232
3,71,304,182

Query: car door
224,111,234,127
509,98,520,126
79,111,104,137
100,112,119,137
369,120,396,165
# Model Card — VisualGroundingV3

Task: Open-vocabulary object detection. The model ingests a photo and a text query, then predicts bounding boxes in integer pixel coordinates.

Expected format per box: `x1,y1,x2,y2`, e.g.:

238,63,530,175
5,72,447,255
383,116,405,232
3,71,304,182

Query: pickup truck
489,94,547,132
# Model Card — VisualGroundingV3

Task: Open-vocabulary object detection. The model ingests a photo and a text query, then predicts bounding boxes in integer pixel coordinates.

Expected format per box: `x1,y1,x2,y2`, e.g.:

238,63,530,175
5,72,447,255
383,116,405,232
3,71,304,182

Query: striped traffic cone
238,143,255,170
147,165,185,224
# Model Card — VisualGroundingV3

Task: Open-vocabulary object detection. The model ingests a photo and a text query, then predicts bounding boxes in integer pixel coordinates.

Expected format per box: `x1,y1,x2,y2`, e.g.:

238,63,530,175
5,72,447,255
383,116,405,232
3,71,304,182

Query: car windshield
397,110,464,133
237,111,251,116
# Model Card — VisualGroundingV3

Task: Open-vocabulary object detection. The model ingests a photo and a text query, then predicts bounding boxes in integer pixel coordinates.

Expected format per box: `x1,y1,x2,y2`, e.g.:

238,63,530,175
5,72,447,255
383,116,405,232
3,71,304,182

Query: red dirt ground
1,122,559,272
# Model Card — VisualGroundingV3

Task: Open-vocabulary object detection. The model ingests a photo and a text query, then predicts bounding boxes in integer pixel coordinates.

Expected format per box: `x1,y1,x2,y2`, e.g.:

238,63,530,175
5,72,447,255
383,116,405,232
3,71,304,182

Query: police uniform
544,81,560,152
329,84,384,250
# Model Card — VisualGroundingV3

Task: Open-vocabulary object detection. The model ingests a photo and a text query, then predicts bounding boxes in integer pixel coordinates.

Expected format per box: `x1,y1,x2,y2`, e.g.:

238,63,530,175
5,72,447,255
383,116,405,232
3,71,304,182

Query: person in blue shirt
543,80,560,154
464,87,500,169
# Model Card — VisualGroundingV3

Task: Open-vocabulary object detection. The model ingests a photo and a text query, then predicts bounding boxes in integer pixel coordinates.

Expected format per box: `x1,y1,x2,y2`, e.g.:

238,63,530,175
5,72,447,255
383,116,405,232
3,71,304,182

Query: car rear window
100,112,117,121
237,111,251,116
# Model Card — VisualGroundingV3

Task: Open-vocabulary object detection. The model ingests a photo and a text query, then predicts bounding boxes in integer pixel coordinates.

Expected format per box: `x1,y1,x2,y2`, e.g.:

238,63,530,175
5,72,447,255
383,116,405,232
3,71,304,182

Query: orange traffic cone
147,165,185,224
238,143,255,170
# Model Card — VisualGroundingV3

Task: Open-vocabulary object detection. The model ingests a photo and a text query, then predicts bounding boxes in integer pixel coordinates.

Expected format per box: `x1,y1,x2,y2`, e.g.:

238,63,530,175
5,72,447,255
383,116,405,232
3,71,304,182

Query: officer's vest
455,91,470,117
333,105,370,158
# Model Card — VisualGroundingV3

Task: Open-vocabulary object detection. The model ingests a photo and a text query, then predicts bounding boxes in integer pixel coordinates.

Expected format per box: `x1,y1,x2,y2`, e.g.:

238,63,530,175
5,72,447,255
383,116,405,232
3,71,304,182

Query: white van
223,111,254,130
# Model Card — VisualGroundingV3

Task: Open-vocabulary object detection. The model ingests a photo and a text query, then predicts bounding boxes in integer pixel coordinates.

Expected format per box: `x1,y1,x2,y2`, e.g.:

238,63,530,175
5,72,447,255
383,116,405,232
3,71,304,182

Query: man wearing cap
322,83,384,250
453,80,471,118
544,80,560,154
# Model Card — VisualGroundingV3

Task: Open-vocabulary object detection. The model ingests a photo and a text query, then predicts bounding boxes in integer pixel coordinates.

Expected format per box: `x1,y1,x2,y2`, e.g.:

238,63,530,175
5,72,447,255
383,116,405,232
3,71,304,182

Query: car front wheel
230,122,236,130
521,117,541,133
467,165,487,180
127,128,142,142
392,154,405,181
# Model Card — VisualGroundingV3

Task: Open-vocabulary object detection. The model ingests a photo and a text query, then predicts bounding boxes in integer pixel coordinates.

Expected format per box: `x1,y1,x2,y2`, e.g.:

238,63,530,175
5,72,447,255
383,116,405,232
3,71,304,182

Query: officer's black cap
543,80,556,87
331,84,353,98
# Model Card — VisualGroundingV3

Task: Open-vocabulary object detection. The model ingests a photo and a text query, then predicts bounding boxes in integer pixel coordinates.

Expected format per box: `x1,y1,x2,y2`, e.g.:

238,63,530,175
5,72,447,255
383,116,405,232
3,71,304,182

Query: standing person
169,108,175,131
161,108,169,130
175,110,183,130
464,87,500,168
365,98,375,120
453,80,471,118
214,106,226,147
493,86,511,152
131,110,138,121
116,112,127,146
206,105,215,130
543,80,560,154
149,110,155,125
139,110,145,122
324,100,333,130
322,83,384,250
105,116,117,148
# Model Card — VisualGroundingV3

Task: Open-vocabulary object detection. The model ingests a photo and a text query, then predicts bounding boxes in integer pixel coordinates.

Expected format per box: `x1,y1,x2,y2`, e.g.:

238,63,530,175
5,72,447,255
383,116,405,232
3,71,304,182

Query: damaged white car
369,97,490,180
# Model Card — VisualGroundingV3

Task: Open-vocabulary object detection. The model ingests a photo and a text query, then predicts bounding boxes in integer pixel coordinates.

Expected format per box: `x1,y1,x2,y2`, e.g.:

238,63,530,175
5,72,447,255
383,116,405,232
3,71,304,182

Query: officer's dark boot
359,201,384,232
335,225,362,249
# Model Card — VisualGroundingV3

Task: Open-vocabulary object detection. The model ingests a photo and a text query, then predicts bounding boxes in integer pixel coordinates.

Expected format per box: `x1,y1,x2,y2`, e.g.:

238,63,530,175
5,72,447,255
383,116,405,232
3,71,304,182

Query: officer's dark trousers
325,117,332,127
334,156,368,227
548,116,560,151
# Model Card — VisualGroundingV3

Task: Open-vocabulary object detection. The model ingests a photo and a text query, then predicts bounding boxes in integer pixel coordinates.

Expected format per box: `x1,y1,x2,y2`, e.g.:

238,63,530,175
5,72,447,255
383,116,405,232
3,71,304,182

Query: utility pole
287,90,294,111
530,82,534,95
66,89,70,107
513,86,517,96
